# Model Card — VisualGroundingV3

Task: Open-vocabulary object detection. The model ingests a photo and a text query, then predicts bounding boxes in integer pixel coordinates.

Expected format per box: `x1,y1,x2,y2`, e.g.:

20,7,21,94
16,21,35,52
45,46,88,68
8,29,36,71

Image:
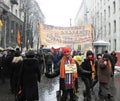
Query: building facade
0,0,45,50
26,0,45,50
74,0,93,26
0,0,24,48
92,0,120,51
74,0,93,51
75,0,120,51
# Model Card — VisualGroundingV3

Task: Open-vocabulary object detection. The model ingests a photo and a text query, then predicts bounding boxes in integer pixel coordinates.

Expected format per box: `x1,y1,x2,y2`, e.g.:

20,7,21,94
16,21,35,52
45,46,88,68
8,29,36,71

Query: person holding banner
59,47,78,101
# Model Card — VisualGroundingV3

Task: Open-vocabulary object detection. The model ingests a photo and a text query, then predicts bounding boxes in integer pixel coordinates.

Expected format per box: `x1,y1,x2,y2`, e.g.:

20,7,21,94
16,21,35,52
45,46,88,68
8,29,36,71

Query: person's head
104,50,108,53
16,48,20,51
103,53,110,65
62,47,71,58
15,50,21,57
26,50,35,58
3,50,7,55
96,53,102,60
111,51,116,56
86,50,94,60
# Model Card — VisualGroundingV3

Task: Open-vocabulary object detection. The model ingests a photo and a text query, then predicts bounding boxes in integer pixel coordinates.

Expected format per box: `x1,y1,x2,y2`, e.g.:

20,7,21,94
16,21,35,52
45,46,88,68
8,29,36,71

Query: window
108,6,110,17
119,0,120,9
104,25,106,36
114,39,116,50
104,10,106,21
19,12,21,19
104,0,106,5
113,1,116,14
11,5,13,12
15,9,17,15
114,20,116,33
109,40,111,50
108,23,111,35
11,21,14,41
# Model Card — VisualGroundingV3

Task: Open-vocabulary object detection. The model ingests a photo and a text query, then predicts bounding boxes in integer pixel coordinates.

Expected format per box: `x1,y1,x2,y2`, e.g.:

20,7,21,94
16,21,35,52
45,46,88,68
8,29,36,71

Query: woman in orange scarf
60,47,78,101
81,50,95,101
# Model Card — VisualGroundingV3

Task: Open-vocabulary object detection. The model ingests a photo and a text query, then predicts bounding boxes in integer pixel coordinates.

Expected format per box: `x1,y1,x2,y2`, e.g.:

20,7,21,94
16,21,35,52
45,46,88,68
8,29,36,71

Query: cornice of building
0,1,9,11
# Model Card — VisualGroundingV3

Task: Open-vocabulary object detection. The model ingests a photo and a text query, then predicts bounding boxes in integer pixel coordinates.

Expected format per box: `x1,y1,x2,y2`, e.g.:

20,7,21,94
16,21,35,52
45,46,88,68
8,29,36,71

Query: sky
36,0,82,27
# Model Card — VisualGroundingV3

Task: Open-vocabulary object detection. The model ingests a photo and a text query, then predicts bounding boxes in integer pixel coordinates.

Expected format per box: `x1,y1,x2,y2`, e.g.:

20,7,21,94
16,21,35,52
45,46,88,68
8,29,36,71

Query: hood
12,56,23,63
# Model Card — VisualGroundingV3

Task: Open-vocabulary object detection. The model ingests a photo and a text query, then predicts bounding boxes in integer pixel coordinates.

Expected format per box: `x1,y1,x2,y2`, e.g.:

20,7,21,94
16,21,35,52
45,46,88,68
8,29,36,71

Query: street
0,67,120,101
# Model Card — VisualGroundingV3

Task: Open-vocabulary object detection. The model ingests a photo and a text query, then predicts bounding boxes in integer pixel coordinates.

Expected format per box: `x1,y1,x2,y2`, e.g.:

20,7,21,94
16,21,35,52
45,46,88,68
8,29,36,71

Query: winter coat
81,59,95,79
98,59,112,83
20,57,41,101
59,56,78,90
11,56,23,93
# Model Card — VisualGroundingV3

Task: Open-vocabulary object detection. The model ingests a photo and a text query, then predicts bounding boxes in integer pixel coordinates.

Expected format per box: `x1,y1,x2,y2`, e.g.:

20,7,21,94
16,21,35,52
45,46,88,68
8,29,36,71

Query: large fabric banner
38,24,93,46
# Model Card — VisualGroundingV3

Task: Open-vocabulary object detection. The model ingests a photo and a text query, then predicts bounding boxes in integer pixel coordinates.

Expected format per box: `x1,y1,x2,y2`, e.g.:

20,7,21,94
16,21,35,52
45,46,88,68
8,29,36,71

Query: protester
11,50,23,94
18,50,41,101
45,51,54,73
73,54,92,93
0,51,4,83
59,47,78,101
53,50,59,69
104,50,114,77
1,50,8,83
81,50,95,101
91,53,102,92
110,51,117,76
98,53,113,99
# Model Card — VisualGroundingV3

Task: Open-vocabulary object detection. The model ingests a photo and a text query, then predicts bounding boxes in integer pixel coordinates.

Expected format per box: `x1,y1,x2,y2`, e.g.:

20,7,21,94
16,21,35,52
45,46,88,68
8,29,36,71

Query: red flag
17,30,21,44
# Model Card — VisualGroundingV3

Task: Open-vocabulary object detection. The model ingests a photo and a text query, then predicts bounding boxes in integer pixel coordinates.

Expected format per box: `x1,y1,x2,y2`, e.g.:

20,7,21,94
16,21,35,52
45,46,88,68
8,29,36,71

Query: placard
65,64,77,73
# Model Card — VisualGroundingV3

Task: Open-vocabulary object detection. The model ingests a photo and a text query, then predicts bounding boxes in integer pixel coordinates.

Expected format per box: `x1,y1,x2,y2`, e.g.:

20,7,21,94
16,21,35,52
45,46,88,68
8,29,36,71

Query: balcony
0,1,9,15
10,0,18,5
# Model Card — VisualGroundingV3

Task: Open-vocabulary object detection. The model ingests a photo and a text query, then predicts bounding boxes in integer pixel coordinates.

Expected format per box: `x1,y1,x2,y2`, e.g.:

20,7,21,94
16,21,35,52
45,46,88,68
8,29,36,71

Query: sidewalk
0,79,14,101
115,66,120,72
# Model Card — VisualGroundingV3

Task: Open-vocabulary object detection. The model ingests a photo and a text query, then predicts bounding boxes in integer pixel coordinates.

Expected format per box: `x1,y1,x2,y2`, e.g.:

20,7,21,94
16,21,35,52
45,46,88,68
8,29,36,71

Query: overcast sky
36,0,82,27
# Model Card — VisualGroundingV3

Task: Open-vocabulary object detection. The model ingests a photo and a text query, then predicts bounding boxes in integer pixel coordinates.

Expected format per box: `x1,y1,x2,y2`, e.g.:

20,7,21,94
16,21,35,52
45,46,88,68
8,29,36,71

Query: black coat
81,59,94,78
11,56,23,93
20,58,41,100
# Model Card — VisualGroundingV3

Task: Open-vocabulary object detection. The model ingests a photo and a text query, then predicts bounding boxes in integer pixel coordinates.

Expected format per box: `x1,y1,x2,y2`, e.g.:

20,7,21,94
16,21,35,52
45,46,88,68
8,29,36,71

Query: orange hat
62,47,71,53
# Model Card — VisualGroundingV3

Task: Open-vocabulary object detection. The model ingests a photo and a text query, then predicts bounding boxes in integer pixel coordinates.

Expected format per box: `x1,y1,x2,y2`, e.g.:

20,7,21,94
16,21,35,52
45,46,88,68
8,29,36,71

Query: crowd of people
0,46,118,101
58,49,117,101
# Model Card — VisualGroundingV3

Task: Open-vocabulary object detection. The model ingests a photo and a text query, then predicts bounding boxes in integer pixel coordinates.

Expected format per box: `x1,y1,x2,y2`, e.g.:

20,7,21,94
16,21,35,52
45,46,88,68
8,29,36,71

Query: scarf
90,61,95,79
60,56,78,79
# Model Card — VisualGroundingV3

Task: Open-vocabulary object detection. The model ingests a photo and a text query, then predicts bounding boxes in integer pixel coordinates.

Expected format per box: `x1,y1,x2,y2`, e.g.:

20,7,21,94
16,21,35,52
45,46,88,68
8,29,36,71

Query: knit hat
62,47,71,53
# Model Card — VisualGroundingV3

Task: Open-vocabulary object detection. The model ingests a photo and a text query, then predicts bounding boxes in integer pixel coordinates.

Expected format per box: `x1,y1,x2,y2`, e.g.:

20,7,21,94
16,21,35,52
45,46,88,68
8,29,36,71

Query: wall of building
74,0,93,51
0,0,24,48
75,0,120,52
93,0,120,51
0,0,45,50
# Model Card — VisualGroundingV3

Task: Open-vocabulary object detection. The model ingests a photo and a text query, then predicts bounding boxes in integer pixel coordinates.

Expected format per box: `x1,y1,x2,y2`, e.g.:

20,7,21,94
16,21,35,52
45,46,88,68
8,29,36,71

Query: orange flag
0,20,3,27
17,30,21,44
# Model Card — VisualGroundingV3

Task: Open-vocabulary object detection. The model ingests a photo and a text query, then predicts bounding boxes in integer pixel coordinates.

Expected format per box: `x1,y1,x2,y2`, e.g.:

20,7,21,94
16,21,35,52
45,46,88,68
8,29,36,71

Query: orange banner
38,24,93,46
